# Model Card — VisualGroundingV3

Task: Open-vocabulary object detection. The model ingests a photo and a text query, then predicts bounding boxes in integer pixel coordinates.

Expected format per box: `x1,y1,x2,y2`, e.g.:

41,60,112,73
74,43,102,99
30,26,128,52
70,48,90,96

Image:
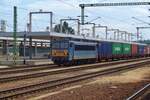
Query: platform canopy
0,31,72,41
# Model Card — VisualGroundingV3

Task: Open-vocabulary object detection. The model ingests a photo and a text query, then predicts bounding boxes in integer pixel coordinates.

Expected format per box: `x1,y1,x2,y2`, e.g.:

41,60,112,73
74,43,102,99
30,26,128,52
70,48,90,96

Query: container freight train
51,35,150,65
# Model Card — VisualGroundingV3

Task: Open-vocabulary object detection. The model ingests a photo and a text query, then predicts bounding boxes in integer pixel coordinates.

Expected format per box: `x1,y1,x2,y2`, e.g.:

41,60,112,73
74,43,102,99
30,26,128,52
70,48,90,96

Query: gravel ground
28,66,150,100
0,62,135,90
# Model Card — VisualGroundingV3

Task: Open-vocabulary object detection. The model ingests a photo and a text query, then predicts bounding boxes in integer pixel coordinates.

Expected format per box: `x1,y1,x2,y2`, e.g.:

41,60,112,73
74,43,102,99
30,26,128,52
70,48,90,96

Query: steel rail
0,60,149,99
0,58,149,83
0,58,148,75
126,83,150,100
0,63,55,71
0,64,58,75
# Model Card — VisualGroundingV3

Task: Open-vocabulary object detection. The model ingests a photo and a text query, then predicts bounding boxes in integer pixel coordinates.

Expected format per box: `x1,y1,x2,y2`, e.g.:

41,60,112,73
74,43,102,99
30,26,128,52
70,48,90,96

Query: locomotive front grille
52,50,68,57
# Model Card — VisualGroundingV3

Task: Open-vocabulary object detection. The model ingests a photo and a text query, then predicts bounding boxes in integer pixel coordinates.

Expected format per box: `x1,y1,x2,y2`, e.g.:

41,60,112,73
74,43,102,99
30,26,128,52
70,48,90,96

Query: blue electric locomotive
51,37,97,65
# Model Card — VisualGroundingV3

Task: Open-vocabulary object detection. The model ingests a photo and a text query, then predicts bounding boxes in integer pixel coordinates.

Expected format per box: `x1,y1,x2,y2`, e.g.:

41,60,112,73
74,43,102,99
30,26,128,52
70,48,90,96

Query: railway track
0,59,149,99
0,64,58,75
0,57,148,75
0,57,148,76
0,58,149,83
126,83,150,100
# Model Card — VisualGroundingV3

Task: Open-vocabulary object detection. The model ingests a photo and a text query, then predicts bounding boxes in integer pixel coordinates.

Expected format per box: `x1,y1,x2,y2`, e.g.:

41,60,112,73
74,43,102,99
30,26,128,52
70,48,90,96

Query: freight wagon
131,44,138,57
51,34,148,65
98,42,112,60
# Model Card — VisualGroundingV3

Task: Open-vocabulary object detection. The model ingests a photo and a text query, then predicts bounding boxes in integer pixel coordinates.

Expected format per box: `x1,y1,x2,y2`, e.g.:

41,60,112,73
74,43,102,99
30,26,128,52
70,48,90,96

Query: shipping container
98,42,112,59
122,43,131,55
131,44,138,56
144,46,147,55
138,45,145,55
112,43,122,55
147,46,150,55
144,46,150,55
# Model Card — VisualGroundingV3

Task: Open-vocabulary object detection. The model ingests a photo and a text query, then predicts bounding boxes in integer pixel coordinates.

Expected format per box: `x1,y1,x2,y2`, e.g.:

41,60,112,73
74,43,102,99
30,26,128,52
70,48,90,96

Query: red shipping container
144,46,147,55
131,44,138,55
146,46,150,55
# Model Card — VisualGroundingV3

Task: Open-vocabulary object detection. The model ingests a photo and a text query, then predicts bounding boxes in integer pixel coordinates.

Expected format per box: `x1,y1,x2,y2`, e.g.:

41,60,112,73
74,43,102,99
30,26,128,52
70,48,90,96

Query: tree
54,21,75,34
54,24,61,33
68,27,75,35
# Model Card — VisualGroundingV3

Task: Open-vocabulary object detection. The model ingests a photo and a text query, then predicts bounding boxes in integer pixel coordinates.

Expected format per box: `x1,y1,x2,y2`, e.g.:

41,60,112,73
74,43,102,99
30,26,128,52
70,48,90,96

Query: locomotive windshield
52,40,69,49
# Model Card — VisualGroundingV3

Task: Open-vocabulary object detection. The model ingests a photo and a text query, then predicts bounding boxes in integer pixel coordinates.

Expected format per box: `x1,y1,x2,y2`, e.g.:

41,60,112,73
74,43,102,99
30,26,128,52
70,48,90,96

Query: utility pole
107,29,119,40
29,11,53,59
13,6,17,64
84,22,96,38
119,31,126,41
29,11,53,32
95,24,108,39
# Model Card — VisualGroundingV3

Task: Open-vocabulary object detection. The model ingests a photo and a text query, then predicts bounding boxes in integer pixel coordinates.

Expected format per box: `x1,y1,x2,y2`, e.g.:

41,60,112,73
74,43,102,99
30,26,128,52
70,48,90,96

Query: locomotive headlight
52,50,56,55
64,50,68,55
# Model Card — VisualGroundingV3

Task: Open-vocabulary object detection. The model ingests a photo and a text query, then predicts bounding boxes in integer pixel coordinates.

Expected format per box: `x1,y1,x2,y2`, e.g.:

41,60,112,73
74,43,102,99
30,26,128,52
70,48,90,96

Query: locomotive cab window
52,41,69,49
52,42,59,49
60,42,68,49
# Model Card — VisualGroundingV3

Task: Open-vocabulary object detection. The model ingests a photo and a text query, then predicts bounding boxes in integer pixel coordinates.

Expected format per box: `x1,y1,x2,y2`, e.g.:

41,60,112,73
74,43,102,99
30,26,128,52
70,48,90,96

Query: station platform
0,65,9,68
0,58,53,66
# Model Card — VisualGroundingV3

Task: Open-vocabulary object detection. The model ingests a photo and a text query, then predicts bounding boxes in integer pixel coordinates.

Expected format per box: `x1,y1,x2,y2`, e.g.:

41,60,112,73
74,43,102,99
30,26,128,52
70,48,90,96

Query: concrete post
121,33,124,40
117,32,120,40
128,33,130,41
35,42,37,57
2,40,8,55
124,33,126,41
29,37,32,59
114,32,116,40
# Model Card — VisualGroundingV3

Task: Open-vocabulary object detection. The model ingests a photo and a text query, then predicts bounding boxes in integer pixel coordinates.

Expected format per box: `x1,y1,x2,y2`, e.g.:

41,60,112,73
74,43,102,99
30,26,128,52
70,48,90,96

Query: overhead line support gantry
79,2,150,25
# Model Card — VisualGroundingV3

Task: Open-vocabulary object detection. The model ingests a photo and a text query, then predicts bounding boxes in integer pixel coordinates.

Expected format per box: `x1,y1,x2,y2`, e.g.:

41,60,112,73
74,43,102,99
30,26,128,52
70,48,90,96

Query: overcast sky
0,0,150,40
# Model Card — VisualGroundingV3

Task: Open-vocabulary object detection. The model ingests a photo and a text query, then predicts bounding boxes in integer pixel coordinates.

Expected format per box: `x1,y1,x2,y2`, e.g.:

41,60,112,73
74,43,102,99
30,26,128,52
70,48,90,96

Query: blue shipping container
98,42,112,58
138,45,145,55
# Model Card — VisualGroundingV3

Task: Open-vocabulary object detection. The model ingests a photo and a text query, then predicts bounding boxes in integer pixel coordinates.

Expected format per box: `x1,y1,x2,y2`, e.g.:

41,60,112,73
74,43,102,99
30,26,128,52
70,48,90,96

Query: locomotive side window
75,45,95,51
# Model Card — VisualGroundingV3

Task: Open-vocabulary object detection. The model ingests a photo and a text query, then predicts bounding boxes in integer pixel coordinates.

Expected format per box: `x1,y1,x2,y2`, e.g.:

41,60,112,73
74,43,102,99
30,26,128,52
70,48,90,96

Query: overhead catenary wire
55,0,142,27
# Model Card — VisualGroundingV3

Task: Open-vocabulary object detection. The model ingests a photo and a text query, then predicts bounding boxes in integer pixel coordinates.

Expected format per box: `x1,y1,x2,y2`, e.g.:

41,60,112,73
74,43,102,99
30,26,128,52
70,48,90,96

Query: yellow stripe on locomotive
52,50,68,57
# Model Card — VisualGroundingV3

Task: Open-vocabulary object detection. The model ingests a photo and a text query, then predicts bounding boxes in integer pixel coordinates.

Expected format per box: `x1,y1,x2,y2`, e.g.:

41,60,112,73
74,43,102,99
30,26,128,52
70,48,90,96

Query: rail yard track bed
0,59,148,91
28,66,150,100
0,59,149,99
